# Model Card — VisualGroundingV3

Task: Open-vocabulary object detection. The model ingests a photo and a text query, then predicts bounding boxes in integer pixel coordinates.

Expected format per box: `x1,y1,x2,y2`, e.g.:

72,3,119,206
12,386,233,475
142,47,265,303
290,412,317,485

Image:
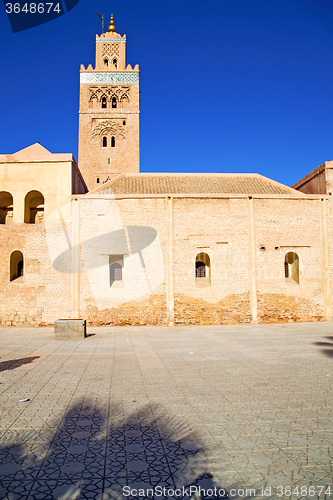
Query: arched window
111,136,115,147
110,263,122,282
102,97,107,109
120,96,129,108
109,255,124,287
104,58,109,67
110,262,123,281
10,250,24,282
24,191,44,224
0,191,13,224
113,58,117,68
112,97,117,108
195,252,211,287
102,136,107,147
284,252,299,284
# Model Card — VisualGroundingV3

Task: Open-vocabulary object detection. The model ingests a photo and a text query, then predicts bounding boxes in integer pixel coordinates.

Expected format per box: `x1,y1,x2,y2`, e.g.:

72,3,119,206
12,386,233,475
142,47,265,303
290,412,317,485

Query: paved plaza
0,323,332,500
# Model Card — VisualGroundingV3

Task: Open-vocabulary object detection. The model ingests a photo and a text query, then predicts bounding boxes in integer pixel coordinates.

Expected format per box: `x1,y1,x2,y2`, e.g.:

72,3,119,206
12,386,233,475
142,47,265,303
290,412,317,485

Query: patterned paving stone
0,324,332,498
27,479,104,500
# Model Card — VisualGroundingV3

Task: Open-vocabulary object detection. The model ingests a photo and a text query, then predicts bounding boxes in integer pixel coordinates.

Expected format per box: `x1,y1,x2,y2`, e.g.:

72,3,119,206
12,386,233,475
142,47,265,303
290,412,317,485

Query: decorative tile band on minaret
95,38,126,43
80,73,139,84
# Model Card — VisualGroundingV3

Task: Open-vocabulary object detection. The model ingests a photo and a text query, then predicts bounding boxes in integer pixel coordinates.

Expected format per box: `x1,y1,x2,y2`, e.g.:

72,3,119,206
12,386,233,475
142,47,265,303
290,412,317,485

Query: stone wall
0,223,72,326
84,293,166,326
0,194,331,327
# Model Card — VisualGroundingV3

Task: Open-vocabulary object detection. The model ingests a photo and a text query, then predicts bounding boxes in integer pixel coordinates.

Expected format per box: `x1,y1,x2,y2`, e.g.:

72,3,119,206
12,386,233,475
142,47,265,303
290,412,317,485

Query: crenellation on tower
78,16,140,191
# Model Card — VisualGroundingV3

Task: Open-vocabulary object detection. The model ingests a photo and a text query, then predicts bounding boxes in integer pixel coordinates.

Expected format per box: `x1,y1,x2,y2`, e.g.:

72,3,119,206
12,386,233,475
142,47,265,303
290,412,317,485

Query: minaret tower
78,15,140,191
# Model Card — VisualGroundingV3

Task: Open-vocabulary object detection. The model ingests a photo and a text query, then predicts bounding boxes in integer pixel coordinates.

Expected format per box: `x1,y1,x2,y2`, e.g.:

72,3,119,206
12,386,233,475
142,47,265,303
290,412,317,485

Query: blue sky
0,0,332,186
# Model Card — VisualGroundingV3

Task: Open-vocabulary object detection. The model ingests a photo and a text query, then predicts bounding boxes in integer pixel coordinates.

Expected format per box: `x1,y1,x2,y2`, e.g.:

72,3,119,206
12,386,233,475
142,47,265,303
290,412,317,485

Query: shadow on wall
0,356,40,372
0,401,231,499
52,226,157,273
313,336,333,358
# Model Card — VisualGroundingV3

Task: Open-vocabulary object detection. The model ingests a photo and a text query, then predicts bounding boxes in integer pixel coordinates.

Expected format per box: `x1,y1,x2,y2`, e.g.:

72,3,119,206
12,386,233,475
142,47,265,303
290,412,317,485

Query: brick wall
0,194,330,326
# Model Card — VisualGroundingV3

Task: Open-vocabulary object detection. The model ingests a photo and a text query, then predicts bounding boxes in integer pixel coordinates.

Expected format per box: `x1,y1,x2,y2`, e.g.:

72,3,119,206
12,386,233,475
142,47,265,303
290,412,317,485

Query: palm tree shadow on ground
0,356,40,372
0,401,231,499
313,336,333,358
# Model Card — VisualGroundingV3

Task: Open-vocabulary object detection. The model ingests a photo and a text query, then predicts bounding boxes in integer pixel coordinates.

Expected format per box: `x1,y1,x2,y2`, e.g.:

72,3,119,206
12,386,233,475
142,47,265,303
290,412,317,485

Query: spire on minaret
108,14,116,32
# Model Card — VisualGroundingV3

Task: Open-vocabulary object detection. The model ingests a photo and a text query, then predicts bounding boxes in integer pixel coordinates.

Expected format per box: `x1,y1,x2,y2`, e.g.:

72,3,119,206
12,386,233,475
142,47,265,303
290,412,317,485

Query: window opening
113,58,117,68
111,136,115,147
195,252,211,287
108,158,110,164
112,97,117,108
109,255,124,287
123,120,126,126
284,252,300,284
104,58,109,67
102,97,107,109
195,261,205,278
102,136,107,147
111,264,122,281
0,191,13,224
97,177,100,184
10,250,24,282
24,191,44,224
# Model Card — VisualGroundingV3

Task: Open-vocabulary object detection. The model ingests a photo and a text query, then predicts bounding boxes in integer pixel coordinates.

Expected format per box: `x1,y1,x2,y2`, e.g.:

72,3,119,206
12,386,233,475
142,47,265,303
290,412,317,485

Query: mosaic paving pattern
0,403,226,499
0,323,332,499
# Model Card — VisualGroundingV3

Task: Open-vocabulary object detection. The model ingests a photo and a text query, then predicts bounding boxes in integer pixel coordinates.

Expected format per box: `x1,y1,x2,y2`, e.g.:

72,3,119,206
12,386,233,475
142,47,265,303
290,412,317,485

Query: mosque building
0,16,332,326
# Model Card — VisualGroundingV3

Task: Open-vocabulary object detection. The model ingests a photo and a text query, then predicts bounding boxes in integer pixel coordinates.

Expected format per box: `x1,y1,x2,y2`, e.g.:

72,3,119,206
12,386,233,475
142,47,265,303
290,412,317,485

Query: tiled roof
93,173,300,196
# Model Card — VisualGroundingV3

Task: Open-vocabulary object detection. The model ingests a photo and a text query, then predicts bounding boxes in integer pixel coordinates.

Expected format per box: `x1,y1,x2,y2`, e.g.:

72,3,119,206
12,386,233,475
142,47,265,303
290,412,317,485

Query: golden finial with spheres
108,14,116,32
